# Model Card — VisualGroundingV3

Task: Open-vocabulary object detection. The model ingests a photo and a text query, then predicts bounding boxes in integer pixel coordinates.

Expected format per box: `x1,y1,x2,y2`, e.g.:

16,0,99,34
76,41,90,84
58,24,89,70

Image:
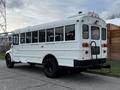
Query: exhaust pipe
89,64,111,69
102,64,111,68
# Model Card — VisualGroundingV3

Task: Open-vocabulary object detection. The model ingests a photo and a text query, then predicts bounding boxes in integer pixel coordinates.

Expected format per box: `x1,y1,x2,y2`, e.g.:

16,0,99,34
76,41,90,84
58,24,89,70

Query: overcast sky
4,0,120,32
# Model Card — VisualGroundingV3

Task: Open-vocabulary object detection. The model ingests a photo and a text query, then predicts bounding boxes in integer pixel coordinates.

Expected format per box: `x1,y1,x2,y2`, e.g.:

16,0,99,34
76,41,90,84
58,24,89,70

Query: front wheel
43,58,58,78
5,54,14,68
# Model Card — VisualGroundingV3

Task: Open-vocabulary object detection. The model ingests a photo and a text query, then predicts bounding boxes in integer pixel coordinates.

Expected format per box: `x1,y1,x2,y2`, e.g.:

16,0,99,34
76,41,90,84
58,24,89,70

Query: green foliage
0,52,5,60
107,60,120,76
89,60,120,76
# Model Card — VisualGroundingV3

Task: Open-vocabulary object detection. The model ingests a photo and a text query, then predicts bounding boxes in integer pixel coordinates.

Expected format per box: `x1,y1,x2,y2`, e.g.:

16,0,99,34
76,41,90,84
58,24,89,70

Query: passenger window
26,32,31,43
82,24,89,39
55,26,64,41
32,31,38,43
20,33,25,44
13,35,16,45
65,24,75,41
47,28,54,42
13,34,19,45
39,30,45,42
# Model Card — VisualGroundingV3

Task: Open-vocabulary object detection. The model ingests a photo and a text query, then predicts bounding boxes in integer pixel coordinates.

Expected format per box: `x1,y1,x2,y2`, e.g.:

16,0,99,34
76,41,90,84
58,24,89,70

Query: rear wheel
68,68,86,74
5,54,14,68
43,57,58,78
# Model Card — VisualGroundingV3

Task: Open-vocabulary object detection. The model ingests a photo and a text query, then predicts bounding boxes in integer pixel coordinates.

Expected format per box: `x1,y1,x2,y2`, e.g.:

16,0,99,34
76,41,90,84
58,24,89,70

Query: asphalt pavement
0,60,120,90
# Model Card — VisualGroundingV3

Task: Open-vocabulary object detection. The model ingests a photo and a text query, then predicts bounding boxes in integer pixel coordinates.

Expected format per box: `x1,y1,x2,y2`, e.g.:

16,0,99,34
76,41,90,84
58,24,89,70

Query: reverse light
102,43,108,47
82,43,89,48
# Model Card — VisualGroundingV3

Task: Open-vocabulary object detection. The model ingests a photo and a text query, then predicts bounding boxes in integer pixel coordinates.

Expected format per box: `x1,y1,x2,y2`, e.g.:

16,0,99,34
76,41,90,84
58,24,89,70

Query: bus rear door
90,26,102,59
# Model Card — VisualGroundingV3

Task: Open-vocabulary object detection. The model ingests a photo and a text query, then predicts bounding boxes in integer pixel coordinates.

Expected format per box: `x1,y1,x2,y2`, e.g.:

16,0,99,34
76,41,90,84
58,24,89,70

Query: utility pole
0,0,8,52
0,0,7,34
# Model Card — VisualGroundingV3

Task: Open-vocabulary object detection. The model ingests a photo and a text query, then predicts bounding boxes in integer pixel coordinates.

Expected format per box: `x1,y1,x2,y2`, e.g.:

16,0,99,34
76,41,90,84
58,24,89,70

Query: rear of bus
74,12,110,69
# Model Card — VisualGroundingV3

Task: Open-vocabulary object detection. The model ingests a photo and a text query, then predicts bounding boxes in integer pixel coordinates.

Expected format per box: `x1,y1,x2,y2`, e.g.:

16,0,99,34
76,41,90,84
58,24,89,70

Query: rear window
82,24,89,39
102,28,106,40
91,26,100,40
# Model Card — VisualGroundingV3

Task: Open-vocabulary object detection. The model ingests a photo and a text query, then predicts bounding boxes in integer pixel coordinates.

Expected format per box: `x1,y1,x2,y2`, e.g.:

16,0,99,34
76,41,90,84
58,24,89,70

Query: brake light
82,43,89,48
102,43,108,47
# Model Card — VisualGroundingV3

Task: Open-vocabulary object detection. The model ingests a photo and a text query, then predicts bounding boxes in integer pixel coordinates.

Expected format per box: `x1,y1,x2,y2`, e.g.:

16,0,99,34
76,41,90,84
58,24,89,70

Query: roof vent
78,11,82,14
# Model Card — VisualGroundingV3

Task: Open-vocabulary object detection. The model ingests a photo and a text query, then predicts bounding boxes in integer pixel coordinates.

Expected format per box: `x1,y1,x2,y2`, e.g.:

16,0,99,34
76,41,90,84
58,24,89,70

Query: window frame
91,26,100,40
20,33,26,44
32,31,38,43
65,24,75,41
46,28,54,42
39,29,45,43
13,34,19,45
55,26,64,41
26,32,32,43
82,24,89,39
101,28,107,40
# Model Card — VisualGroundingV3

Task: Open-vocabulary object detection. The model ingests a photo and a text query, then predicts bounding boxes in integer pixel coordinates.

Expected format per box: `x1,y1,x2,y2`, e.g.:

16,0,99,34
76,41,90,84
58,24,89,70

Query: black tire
5,54,14,68
43,57,58,78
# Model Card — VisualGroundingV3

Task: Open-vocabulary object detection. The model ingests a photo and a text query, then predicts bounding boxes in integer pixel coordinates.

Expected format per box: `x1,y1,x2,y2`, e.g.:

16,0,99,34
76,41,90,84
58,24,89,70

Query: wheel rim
45,62,54,73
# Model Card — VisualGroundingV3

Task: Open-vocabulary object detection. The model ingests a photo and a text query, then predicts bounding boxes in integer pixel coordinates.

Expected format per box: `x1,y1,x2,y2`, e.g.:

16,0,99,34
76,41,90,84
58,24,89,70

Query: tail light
82,43,89,48
102,43,108,47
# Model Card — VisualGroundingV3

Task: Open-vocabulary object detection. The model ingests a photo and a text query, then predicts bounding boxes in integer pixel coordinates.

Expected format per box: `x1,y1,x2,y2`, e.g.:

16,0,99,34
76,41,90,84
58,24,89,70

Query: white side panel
13,41,80,67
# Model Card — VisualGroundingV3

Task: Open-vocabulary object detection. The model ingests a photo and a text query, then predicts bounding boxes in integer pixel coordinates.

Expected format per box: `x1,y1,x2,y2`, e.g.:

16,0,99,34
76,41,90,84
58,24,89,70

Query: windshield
91,26,100,40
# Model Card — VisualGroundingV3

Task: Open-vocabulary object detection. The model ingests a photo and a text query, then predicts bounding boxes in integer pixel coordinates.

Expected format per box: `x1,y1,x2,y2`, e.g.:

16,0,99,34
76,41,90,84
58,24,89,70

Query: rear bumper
74,58,107,69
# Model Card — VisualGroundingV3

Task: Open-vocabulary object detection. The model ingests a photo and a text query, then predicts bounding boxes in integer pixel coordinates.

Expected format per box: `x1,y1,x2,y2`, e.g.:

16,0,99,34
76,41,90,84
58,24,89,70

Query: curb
86,71,120,78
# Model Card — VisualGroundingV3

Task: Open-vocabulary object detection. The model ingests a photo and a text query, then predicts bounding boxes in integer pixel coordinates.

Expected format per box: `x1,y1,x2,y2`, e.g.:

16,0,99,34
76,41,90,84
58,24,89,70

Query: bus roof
13,12,105,34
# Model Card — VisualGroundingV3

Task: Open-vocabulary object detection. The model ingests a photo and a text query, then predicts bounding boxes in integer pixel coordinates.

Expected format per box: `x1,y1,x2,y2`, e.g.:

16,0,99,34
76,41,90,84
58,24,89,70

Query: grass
88,60,120,76
0,52,5,60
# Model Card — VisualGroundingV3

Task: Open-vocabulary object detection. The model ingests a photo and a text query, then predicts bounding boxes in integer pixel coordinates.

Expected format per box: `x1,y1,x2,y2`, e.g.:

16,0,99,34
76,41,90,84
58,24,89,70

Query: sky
2,0,120,32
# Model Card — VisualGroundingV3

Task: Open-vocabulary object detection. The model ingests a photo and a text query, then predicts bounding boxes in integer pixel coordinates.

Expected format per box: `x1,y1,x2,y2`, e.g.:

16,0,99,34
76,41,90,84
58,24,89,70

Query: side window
39,30,45,42
13,35,16,45
82,24,89,39
47,28,54,42
13,34,19,45
32,31,38,43
20,33,25,44
55,26,64,41
26,32,31,43
65,24,75,41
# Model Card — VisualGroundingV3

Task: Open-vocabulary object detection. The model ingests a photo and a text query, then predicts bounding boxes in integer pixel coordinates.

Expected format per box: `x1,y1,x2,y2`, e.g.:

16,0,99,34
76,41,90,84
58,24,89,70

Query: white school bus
5,12,110,78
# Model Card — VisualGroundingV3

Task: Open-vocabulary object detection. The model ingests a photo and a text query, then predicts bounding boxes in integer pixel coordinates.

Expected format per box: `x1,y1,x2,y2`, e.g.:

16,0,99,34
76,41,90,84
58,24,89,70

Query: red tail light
82,43,89,48
102,43,108,47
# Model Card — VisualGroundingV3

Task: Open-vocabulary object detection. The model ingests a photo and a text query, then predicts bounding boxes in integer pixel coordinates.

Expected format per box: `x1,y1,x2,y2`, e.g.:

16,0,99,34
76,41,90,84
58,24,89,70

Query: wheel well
42,54,58,65
5,53,9,60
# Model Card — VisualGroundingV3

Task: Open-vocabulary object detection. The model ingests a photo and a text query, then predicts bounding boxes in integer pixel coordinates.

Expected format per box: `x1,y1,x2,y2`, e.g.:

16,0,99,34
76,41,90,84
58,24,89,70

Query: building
107,24,120,60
